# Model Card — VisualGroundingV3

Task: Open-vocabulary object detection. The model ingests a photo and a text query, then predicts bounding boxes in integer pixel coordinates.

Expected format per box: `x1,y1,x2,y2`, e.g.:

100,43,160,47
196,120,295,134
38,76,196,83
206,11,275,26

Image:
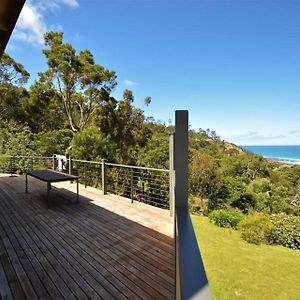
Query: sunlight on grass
192,215,300,300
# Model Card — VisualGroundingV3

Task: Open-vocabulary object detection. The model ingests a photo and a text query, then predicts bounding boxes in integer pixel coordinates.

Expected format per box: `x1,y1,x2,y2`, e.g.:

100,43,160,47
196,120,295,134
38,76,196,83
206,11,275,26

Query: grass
192,215,300,300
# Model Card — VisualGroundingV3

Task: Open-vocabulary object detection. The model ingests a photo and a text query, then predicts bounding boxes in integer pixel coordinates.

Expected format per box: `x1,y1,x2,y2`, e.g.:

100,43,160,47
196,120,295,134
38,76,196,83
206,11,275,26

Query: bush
189,195,209,215
238,214,273,245
269,214,300,250
208,209,243,229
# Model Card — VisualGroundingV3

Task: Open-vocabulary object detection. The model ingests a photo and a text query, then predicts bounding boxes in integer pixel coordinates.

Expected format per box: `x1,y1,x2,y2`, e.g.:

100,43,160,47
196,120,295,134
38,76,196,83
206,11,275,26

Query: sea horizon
241,145,300,165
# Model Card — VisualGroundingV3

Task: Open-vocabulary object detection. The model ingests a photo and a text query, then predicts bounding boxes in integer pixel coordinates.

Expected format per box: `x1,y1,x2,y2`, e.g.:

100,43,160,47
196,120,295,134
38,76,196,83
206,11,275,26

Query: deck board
0,175,174,299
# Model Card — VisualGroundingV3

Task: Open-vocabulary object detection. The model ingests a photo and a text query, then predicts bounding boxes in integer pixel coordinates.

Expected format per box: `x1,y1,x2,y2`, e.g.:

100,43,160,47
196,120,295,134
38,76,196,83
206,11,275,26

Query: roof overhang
0,0,26,57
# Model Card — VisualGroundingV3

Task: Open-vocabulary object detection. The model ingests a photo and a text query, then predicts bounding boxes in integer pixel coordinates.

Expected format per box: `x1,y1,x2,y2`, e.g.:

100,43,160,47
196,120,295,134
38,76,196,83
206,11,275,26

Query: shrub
269,214,300,250
189,195,209,215
208,209,243,229
238,214,273,245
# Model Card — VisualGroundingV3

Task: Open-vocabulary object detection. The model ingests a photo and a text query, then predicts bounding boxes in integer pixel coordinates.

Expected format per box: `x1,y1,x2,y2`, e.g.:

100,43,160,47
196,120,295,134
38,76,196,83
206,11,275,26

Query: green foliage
238,213,274,245
269,214,300,250
34,129,73,156
189,152,221,200
70,127,116,162
238,213,300,250
189,195,209,215
0,122,35,156
208,209,244,229
96,90,151,163
0,53,30,85
42,31,117,132
26,76,66,132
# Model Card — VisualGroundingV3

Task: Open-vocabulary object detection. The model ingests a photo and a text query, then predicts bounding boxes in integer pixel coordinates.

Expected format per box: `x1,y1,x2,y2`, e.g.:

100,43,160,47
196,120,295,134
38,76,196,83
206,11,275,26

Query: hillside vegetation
1,31,300,220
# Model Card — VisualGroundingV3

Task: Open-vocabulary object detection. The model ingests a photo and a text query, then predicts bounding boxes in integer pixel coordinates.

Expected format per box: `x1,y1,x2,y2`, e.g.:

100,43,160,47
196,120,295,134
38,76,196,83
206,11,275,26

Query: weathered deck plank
0,175,174,299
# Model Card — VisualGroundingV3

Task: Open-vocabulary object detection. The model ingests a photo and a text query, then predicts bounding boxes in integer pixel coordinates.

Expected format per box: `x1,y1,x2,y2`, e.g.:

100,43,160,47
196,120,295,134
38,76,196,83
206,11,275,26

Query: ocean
241,145,300,165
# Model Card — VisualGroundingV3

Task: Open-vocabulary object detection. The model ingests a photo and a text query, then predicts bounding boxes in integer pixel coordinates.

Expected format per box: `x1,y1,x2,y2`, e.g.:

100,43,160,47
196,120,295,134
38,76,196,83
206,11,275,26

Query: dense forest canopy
1,31,300,217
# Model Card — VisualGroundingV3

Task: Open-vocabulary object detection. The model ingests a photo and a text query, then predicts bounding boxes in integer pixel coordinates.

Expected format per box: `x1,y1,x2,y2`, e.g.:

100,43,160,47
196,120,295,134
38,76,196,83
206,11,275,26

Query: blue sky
7,0,300,145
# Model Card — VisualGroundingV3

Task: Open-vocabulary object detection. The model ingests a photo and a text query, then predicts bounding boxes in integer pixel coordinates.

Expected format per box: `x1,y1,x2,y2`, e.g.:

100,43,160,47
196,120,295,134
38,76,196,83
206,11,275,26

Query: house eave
0,0,25,57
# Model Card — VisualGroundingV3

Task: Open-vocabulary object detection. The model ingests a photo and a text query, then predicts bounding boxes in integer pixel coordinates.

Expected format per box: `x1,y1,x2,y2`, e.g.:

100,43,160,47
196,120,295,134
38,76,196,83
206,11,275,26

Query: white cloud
61,0,79,8
228,131,286,141
123,79,138,87
289,130,300,135
12,0,79,47
14,2,47,46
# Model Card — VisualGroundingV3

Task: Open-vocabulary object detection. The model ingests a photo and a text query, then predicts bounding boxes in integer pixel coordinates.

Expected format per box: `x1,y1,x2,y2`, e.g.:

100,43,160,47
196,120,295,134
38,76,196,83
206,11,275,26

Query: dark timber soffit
0,0,25,57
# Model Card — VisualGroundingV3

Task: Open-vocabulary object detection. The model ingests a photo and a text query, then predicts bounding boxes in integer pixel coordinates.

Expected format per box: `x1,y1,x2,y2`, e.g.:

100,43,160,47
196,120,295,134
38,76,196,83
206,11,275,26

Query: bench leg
77,179,79,203
47,182,51,208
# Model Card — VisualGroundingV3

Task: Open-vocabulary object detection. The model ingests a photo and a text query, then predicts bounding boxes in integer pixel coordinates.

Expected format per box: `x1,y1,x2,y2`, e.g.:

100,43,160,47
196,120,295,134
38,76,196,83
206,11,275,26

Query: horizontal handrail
106,162,169,173
71,159,102,164
0,155,53,159
176,207,212,299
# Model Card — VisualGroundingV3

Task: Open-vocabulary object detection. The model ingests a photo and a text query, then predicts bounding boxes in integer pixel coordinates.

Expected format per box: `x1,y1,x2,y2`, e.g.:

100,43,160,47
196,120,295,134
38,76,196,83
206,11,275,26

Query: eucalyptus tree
42,31,117,132
0,53,30,123
0,53,29,85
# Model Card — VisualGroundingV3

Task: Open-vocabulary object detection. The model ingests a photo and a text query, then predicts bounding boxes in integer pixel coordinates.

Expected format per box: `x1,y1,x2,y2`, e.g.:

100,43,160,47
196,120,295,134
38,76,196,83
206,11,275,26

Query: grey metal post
174,110,188,208
10,156,13,176
52,155,55,170
102,159,107,195
169,133,175,217
130,168,134,203
84,162,87,188
30,157,33,171
69,156,72,175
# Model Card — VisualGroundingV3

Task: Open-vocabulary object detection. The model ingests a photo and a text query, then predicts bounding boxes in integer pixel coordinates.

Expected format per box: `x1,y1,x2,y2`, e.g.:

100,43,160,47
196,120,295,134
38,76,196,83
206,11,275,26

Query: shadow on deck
0,175,174,299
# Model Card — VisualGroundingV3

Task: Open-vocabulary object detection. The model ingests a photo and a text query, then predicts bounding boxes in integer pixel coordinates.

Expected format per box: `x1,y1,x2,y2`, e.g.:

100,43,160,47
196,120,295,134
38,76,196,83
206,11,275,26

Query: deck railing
0,111,211,299
0,155,170,209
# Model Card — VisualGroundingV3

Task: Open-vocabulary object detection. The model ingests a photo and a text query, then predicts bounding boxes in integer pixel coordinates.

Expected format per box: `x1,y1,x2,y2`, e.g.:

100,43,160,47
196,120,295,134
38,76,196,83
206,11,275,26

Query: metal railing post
52,155,56,170
10,156,13,176
30,157,33,171
130,167,134,203
69,156,72,175
84,162,87,188
102,159,107,195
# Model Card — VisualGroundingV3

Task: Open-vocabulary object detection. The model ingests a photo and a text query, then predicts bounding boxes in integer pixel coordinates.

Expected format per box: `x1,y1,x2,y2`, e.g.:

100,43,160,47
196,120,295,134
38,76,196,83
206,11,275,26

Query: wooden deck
0,175,174,299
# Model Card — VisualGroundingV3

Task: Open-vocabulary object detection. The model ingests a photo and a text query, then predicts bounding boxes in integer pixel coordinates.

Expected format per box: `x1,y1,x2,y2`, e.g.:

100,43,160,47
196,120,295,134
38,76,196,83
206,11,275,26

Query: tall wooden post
174,110,188,208
169,133,175,217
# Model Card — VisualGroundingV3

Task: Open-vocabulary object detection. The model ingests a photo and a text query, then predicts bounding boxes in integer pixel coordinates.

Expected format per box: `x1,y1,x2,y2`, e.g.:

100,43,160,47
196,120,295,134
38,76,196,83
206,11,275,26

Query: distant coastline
241,145,300,165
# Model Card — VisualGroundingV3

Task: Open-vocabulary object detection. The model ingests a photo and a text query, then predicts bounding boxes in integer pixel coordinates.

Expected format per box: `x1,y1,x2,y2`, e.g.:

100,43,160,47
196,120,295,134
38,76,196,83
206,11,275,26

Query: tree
189,152,222,200
96,89,151,163
0,53,29,85
42,31,117,132
0,53,30,124
26,74,67,132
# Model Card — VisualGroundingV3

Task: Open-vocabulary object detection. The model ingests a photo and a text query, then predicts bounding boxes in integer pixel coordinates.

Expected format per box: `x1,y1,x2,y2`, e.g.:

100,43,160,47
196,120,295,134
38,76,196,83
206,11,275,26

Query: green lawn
192,215,300,300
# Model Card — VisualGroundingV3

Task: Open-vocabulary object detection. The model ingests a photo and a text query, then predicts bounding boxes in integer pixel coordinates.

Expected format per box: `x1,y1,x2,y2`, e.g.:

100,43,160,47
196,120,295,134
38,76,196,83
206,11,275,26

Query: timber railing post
169,132,175,217
102,159,107,195
174,110,212,300
174,110,188,208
